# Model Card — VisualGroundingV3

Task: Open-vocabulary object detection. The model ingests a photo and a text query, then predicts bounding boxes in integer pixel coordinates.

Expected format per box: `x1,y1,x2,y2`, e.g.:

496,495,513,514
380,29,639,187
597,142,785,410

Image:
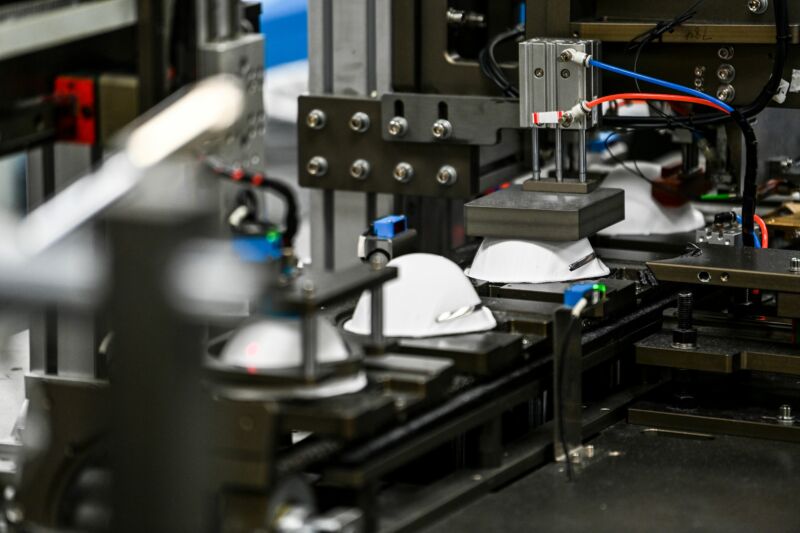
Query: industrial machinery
0,0,799,531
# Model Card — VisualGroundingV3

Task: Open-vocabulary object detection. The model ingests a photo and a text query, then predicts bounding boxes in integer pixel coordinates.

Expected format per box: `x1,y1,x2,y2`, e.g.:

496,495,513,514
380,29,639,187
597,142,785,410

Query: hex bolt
350,159,371,180
436,165,458,186
747,0,768,14
306,109,326,130
387,116,409,137
306,156,328,177
432,119,453,140
778,404,794,423
790,257,800,273
349,112,371,133
717,64,736,83
672,292,698,349
393,162,414,183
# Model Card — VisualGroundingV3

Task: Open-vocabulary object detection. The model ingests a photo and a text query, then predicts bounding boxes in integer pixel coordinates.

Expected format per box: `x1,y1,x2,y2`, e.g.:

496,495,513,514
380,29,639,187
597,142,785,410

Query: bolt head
694,66,706,77
718,46,735,60
717,64,736,83
393,162,414,183
388,117,408,137
560,50,573,62
349,112,370,133
436,165,458,186
716,85,736,103
560,112,574,127
432,119,453,140
560,69,571,79
306,109,326,130
350,159,371,180
534,68,545,78
747,0,768,14
778,404,795,423
306,156,328,177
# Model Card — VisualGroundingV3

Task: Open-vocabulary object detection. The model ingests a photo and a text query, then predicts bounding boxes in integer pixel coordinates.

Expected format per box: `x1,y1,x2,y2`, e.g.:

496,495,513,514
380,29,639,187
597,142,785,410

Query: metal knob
436,165,458,186
432,119,453,140
349,112,371,133
388,117,408,137
393,162,414,183
350,159,371,180
307,156,328,177
306,109,327,130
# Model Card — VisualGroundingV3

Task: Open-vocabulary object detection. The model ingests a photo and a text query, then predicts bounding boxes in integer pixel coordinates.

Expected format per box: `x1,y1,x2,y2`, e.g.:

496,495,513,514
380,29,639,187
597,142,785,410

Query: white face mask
344,253,497,339
221,316,349,370
467,238,610,285
599,162,705,236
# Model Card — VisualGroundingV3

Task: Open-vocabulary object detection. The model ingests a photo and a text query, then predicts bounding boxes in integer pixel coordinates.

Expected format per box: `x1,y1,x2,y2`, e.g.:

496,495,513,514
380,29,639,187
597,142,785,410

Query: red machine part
54,76,96,144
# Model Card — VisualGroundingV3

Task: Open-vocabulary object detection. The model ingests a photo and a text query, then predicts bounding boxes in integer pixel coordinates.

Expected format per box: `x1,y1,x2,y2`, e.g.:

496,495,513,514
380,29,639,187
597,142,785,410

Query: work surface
424,421,800,533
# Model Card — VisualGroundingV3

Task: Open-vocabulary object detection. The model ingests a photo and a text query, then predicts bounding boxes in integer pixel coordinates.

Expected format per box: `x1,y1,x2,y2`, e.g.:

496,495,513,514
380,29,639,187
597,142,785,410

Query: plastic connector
560,48,592,67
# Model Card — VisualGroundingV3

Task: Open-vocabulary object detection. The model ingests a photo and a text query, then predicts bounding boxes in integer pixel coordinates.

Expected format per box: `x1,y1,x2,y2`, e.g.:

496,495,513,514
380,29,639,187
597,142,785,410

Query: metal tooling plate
636,332,739,373
395,332,525,376
379,93,518,145
273,264,397,312
521,177,600,194
278,392,396,441
464,186,625,241
778,292,800,318
629,401,800,444
298,96,477,198
636,332,800,375
647,246,800,292
365,354,455,403
421,421,800,533
481,297,558,338
492,279,636,318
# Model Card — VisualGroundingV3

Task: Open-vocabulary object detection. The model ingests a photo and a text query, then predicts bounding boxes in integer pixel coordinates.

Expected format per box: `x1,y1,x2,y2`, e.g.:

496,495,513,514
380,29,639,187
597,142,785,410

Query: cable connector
560,48,592,67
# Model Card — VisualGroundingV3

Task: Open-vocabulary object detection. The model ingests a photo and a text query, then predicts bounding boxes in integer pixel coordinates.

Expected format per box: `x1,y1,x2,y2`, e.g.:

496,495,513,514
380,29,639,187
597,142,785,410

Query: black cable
605,0,789,129
479,24,525,98
205,158,300,248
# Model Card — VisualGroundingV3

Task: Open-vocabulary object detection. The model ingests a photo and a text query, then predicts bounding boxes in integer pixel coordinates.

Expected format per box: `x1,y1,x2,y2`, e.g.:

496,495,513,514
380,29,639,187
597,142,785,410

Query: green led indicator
265,230,282,243
592,283,607,294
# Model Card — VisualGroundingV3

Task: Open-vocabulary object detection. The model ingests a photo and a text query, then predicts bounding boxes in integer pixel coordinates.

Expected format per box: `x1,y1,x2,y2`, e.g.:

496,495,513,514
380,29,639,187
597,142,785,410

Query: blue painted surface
233,235,283,263
261,0,308,68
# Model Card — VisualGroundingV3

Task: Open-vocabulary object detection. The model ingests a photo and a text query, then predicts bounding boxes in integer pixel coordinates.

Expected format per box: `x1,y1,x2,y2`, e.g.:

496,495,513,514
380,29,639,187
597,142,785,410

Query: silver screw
306,156,328,177
350,159,371,180
716,85,736,103
717,64,736,83
560,112,574,127
306,109,326,130
747,0,768,14
560,50,573,62
393,162,414,183
560,69,571,79
534,68,545,78
718,46,735,60
436,165,458,186
349,112,371,133
694,78,705,89
388,116,409,137
790,257,800,273
694,66,706,77
778,404,794,423
432,119,453,140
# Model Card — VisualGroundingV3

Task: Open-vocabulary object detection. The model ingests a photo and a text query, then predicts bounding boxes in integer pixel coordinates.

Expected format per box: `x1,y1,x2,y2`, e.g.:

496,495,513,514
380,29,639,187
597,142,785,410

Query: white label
532,111,563,125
